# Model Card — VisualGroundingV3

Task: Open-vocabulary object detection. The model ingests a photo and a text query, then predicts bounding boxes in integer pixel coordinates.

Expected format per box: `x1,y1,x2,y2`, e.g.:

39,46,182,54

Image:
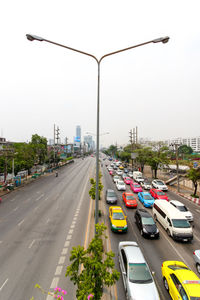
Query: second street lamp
26,34,169,233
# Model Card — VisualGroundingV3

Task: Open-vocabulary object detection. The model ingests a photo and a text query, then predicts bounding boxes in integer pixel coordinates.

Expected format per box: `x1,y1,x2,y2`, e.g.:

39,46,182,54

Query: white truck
133,171,144,183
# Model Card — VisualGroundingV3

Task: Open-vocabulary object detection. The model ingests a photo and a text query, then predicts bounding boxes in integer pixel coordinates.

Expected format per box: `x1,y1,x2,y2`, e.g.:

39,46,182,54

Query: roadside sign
131,153,138,159
193,162,198,168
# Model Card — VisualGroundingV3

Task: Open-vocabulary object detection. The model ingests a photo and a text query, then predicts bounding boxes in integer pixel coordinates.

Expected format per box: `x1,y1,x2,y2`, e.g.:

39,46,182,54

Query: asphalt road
101,162,200,300
0,157,95,300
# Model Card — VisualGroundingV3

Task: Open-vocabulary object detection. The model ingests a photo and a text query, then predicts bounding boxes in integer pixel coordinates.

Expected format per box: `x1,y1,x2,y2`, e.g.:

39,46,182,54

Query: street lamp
26,34,169,232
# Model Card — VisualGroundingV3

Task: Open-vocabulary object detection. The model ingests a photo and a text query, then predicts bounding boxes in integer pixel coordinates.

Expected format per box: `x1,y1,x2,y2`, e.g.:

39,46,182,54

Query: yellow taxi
161,260,200,299
119,165,124,170
109,206,127,233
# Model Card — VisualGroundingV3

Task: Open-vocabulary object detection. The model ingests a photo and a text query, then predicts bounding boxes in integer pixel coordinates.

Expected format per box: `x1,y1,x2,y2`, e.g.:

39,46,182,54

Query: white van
152,200,193,242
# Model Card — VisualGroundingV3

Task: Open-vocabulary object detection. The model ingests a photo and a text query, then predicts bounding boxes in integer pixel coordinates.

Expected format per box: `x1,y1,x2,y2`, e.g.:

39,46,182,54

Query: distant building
84,135,94,151
166,136,200,153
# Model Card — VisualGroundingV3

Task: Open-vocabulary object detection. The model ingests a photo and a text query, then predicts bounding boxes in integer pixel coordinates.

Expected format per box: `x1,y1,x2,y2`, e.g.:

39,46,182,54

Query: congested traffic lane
102,163,200,300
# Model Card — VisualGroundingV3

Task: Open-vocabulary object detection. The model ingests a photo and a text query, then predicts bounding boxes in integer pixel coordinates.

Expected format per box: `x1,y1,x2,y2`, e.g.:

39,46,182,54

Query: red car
150,189,169,201
109,170,114,175
124,177,133,185
122,192,137,208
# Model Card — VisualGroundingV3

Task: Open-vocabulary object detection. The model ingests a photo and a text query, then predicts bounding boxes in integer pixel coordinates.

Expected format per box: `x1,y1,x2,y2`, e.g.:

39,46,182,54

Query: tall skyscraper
75,125,81,143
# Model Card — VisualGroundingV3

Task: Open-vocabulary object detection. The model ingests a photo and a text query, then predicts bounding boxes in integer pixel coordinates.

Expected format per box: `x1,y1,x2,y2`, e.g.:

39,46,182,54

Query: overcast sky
1,0,200,147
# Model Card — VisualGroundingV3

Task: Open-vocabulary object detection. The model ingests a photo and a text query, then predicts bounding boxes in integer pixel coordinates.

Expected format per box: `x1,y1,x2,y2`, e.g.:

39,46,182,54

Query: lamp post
170,143,182,192
26,34,169,232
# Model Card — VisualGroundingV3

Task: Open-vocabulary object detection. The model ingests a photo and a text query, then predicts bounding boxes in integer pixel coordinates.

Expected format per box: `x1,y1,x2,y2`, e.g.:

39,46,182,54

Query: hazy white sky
1,0,200,147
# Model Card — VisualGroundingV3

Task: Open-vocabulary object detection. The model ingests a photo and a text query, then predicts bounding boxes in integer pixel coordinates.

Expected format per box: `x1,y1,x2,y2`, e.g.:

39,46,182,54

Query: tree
66,223,120,300
135,147,152,172
187,167,200,197
89,173,103,200
13,143,35,174
178,144,193,155
147,142,169,178
30,134,47,165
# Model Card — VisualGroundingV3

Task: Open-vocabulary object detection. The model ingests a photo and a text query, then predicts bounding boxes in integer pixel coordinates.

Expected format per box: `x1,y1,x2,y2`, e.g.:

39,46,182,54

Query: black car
135,209,159,239
105,189,118,204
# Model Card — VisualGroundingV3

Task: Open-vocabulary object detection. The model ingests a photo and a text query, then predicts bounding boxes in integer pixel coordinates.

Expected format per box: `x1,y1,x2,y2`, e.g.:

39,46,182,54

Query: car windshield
118,181,124,185
168,265,189,271
129,263,153,283
190,297,200,300
107,191,116,197
157,191,165,195
177,205,188,212
112,212,124,220
134,184,140,188
172,219,191,228
127,196,135,200
143,195,153,200
144,181,150,185
156,181,164,185
142,217,155,225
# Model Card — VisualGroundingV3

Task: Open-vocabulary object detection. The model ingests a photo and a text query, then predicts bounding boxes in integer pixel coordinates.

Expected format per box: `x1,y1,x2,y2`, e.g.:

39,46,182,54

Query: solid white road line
0,278,8,291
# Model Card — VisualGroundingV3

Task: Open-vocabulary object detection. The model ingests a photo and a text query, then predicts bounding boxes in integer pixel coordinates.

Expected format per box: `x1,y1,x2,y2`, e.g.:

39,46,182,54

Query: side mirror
122,271,126,276
152,271,155,276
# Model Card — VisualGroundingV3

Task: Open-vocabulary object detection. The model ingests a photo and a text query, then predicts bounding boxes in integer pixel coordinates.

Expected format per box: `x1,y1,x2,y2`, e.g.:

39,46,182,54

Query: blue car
138,192,154,208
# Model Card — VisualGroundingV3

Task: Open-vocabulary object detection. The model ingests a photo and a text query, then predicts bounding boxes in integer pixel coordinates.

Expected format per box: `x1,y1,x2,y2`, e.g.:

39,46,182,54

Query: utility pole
129,129,134,171
136,126,138,144
170,143,181,192
54,124,56,166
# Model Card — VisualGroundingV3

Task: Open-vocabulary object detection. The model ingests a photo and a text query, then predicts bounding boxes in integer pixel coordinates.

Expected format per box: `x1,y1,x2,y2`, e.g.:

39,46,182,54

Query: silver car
193,249,200,274
118,241,160,300
105,189,117,204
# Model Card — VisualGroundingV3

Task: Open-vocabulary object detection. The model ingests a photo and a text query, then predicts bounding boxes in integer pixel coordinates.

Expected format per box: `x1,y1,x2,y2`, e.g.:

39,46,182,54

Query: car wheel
163,277,169,292
196,263,200,274
167,229,171,237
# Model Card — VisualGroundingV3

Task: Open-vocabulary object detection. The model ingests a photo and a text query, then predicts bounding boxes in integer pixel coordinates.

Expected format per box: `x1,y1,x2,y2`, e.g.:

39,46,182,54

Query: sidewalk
168,184,200,206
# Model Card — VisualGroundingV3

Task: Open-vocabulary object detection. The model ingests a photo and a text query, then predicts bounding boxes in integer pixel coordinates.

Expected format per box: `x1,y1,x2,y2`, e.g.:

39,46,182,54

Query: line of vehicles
104,158,200,300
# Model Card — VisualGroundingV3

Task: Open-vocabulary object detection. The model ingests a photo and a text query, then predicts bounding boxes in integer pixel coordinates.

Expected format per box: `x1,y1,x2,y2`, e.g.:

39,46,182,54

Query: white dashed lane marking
66,235,72,240
64,241,70,247
18,219,24,226
28,240,35,249
0,278,8,291
58,256,66,264
61,248,68,255
35,194,44,201
68,229,73,234
50,277,59,289
55,266,63,276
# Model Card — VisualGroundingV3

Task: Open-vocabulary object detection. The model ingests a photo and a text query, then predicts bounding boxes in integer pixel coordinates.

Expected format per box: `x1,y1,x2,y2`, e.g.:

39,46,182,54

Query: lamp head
153,36,170,44
26,34,44,42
